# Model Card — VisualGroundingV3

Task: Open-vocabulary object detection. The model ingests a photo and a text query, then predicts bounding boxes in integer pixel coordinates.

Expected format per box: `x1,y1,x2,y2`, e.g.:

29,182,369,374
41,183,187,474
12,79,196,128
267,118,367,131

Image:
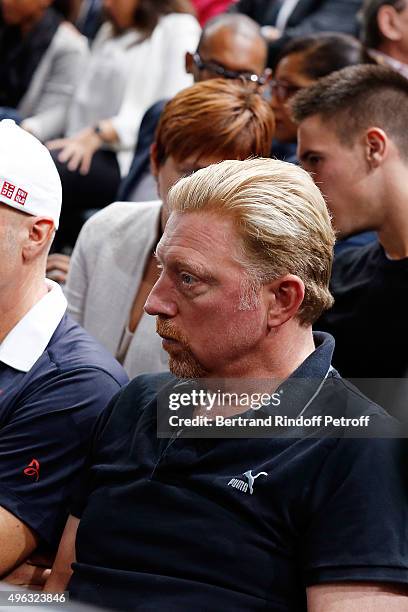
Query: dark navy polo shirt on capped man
69,332,408,611
0,280,128,547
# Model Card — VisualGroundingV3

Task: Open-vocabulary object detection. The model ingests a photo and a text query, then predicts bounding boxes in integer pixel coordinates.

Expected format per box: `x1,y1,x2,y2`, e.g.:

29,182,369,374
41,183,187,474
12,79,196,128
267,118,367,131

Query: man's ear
377,5,403,41
150,143,159,178
364,127,387,167
264,275,305,329
22,218,54,262
185,52,194,75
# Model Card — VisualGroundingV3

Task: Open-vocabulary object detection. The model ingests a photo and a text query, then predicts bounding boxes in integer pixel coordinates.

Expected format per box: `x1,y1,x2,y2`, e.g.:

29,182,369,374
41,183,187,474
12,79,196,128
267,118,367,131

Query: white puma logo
243,470,268,494
227,470,268,495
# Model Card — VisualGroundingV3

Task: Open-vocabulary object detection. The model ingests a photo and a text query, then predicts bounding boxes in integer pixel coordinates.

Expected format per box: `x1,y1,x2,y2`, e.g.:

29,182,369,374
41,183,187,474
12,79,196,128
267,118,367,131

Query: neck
376,165,408,259
0,274,48,343
216,323,316,381
377,41,408,66
197,325,316,418
261,324,316,380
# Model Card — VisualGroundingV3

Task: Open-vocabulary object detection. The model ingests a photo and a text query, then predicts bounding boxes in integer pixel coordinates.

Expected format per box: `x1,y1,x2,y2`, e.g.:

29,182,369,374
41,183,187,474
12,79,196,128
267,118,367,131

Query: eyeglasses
192,52,267,85
269,79,303,102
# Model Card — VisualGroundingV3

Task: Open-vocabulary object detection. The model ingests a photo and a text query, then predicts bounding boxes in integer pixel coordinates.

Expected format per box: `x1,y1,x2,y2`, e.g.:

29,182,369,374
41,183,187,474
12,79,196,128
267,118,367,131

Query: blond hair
168,158,335,325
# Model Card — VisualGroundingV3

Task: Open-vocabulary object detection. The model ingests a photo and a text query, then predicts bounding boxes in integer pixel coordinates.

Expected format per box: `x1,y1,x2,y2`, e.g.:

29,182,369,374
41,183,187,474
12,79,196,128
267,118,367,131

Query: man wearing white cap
0,120,128,577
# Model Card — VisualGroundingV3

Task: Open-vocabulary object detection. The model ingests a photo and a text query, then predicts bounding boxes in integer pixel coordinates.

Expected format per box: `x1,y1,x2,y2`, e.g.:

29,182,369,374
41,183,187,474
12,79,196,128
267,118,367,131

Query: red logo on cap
1,181,15,199
14,188,28,206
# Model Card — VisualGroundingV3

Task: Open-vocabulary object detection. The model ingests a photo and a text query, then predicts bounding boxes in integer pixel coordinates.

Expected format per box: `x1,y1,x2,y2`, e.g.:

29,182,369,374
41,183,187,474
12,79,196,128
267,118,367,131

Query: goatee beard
156,318,208,378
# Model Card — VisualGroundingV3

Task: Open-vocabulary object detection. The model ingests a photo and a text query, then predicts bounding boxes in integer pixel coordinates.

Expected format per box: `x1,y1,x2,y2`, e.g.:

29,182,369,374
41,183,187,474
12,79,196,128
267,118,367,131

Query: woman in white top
47,0,200,249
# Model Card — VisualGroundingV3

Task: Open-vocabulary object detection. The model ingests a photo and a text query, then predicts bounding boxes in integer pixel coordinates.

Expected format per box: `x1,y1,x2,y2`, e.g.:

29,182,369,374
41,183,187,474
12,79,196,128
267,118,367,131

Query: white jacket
64,201,169,378
20,23,89,142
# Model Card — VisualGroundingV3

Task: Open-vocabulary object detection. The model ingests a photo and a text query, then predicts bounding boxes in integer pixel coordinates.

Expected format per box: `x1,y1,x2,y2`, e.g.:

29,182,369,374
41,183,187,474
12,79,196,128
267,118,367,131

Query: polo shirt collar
261,331,336,419
169,332,336,420
0,279,67,373
291,331,335,379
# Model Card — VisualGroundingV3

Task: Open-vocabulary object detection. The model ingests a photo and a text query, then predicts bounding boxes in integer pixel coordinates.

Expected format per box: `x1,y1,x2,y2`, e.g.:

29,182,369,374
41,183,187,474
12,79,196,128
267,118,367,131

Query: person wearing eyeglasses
187,50,268,83
269,32,371,164
185,14,269,83
115,13,268,204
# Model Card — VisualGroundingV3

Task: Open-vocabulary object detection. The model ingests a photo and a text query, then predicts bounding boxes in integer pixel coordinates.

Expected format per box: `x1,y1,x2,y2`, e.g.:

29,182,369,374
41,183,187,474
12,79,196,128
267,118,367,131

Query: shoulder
91,22,114,47
143,100,167,123
77,200,162,248
116,372,175,409
52,22,89,53
322,373,395,417
156,12,200,33
94,372,175,437
45,314,128,387
333,240,381,269
309,376,405,494
331,241,382,286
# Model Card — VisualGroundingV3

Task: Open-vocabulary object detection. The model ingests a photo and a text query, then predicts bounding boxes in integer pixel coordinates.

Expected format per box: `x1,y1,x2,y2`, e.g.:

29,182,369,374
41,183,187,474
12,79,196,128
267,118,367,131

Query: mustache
156,319,186,344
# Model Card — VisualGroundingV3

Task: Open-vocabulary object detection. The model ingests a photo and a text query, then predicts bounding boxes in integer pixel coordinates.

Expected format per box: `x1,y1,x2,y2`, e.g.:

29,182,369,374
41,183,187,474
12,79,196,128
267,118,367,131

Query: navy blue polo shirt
0,313,128,547
69,333,408,611
317,241,408,378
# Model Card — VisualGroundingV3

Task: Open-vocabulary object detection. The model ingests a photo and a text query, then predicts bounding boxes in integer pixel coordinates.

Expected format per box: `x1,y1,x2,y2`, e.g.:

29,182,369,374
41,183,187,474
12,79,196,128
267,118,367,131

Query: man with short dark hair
360,0,408,77
292,64,408,381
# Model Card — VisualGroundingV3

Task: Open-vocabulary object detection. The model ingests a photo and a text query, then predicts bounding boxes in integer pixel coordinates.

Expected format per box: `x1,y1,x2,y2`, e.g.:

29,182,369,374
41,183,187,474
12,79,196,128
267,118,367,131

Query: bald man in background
117,12,268,203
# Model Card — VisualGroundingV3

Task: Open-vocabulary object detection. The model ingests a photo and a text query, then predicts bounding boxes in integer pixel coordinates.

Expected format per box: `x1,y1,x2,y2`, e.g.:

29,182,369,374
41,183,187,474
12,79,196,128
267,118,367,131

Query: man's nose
144,276,177,318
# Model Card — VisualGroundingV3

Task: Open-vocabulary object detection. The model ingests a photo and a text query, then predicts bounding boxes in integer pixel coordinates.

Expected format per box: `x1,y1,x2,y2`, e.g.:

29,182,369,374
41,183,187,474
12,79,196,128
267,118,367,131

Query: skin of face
394,2,408,56
144,211,270,378
270,53,315,144
1,0,51,27
0,204,22,294
103,0,139,31
297,115,380,238
151,151,229,230
186,27,267,81
378,1,408,60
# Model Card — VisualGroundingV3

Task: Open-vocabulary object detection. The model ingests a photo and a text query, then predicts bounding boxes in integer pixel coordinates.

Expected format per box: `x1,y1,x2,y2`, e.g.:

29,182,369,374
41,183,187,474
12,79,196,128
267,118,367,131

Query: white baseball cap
0,120,62,229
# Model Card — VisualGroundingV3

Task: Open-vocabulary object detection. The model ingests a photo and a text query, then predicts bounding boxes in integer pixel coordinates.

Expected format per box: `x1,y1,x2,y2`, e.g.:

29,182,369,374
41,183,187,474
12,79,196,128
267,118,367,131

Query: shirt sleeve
20,27,89,141
0,367,126,548
302,434,408,586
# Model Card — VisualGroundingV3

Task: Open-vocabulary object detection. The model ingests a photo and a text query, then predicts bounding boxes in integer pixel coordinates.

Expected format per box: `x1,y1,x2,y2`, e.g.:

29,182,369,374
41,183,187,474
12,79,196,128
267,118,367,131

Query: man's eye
180,272,197,286
307,155,321,166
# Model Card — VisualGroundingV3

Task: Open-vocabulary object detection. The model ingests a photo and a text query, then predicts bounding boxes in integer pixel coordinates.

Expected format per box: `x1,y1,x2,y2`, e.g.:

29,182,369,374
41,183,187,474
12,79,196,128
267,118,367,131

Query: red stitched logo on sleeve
1,181,16,199
23,459,40,481
14,188,28,206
